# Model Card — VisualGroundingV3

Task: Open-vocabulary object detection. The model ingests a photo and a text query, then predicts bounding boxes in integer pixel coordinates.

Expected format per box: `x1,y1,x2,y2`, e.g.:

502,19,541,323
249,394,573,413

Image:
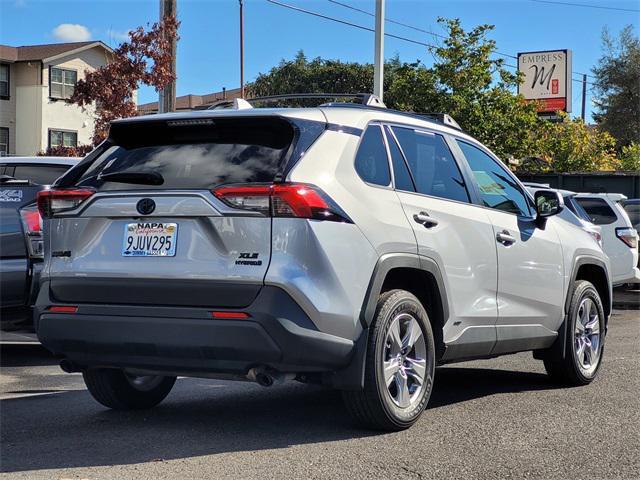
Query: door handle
413,212,439,228
496,230,516,245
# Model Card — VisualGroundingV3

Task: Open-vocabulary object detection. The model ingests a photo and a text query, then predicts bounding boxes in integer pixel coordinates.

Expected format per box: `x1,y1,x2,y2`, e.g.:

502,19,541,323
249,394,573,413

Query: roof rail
414,113,462,131
207,92,386,110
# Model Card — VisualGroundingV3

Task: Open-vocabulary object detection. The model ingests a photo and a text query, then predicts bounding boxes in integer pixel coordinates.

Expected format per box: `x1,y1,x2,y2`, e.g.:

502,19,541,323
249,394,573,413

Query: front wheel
83,368,176,410
343,289,435,431
544,280,606,385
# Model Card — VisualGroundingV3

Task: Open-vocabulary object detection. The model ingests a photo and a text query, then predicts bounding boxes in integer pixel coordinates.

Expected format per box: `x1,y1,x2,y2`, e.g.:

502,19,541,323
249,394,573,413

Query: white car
574,193,640,286
525,184,603,248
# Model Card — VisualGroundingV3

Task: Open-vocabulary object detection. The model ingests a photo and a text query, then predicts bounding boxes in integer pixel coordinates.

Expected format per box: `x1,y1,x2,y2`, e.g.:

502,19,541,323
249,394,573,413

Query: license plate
122,222,178,257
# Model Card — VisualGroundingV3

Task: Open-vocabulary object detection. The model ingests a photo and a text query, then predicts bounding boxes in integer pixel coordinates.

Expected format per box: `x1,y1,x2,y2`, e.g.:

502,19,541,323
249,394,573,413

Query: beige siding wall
14,62,43,155
0,63,17,154
40,47,109,151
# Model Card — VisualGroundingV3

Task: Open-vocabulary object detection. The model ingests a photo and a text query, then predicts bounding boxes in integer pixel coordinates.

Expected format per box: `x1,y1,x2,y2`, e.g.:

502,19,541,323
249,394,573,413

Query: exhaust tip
255,372,274,387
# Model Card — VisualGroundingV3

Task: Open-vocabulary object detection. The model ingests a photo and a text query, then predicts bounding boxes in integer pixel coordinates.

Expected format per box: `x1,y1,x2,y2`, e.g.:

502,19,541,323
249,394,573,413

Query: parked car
574,193,640,286
35,101,611,431
0,157,80,331
524,184,603,248
622,199,640,235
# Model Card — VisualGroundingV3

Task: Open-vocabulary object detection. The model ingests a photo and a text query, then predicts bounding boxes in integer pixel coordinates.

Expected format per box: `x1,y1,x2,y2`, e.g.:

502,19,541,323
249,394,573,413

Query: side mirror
534,190,564,219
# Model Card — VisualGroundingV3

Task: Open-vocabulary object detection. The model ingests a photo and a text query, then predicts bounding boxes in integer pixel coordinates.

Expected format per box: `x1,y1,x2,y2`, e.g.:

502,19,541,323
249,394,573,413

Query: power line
266,0,597,86
528,0,639,13
327,0,596,79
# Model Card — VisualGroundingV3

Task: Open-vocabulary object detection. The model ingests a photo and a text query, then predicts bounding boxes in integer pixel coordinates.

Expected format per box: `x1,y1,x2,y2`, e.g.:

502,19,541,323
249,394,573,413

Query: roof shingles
0,41,108,62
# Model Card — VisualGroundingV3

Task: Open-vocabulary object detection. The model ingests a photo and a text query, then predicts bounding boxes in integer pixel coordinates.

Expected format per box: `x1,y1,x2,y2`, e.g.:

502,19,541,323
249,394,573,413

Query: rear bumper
35,284,354,375
613,266,640,286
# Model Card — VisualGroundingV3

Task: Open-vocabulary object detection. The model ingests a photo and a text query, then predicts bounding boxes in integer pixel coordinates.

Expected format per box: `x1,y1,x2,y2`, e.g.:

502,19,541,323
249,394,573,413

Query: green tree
427,18,540,159
592,25,640,148
251,20,539,160
525,112,618,172
618,142,640,171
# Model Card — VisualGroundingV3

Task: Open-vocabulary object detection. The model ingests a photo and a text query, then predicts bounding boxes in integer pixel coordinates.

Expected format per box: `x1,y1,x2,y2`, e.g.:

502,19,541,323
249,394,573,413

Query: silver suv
35,100,612,431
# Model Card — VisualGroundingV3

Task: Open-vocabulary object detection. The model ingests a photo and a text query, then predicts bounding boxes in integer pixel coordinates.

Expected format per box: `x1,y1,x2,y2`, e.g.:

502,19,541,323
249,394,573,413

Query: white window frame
49,67,77,100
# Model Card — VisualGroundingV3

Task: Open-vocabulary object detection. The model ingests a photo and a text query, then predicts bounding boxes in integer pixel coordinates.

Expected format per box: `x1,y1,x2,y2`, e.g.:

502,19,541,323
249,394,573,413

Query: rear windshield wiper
98,171,164,186
0,175,31,185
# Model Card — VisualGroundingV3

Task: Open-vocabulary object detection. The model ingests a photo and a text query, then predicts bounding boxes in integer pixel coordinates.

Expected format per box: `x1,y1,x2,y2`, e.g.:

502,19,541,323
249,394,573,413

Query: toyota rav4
35,98,612,431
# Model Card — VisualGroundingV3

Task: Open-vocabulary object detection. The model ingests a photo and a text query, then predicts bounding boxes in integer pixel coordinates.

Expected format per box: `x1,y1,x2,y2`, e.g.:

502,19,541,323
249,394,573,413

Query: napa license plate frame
122,222,178,257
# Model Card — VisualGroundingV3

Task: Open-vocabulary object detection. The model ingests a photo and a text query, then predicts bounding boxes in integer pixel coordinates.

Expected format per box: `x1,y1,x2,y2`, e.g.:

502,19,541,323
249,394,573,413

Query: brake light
616,227,639,249
47,305,78,313
19,204,43,259
213,183,352,222
37,188,95,218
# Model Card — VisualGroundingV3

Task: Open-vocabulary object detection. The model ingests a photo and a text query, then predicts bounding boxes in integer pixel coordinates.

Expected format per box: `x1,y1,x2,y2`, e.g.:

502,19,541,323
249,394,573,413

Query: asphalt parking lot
1,309,638,480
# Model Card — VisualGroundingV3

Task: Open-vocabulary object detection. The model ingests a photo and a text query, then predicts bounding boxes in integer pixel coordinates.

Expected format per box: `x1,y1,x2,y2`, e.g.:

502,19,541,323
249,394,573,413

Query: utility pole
373,0,385,101
580,73,587,121
239,0,245,98
159,0,177,113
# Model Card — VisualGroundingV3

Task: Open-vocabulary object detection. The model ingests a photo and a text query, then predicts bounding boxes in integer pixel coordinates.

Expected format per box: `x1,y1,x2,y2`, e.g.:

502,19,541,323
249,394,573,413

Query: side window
391,127,469,203
457,140,531,216
12,164,70,185
384,126,414,192
354,125,391,187
574,198,618,225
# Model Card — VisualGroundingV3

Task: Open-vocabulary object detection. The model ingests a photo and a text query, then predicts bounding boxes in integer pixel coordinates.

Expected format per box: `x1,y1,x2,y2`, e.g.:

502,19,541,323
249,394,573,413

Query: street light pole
373,0,385,101
239,0,245,99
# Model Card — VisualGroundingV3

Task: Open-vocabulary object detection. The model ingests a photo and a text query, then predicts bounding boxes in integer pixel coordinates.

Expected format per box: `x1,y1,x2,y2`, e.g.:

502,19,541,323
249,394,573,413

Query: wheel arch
330,253,449,390
568,256,612,320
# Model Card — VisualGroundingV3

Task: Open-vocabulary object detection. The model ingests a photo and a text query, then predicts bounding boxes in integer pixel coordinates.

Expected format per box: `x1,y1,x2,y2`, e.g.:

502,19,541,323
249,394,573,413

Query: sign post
517,50,572,118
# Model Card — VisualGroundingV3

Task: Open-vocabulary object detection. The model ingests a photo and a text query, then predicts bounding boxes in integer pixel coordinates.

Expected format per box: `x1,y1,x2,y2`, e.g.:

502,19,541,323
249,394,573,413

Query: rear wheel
544,280,605,385
83,368,176,410
343,289,435,431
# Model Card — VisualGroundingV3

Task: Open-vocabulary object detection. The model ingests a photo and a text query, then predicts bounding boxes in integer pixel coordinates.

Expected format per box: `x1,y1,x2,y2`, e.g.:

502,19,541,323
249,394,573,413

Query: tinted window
457,141,530,216
354,126,391,187
575,198,618,225
75,118,296,191
392,127,469,203
565,196,592,222
12,164,70,185
384,126,414,192
623,202,640,226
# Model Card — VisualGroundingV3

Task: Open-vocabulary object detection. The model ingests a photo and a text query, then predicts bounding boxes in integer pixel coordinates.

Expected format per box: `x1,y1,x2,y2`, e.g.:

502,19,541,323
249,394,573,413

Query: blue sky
1,0,638,120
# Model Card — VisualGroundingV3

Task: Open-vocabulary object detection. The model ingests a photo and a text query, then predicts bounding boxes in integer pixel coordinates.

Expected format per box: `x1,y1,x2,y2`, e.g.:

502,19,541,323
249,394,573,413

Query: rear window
74,117,304,191
575,197,618,225
624,203,640,225
2,164,70,185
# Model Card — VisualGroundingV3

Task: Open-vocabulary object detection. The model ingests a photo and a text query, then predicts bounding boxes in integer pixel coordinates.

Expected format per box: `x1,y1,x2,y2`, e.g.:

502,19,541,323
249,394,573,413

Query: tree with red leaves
71,16,180,146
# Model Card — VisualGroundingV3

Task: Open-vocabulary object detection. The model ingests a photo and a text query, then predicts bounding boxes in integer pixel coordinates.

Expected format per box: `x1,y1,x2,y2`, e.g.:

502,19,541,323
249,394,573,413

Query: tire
544,280,606,386
83,368,176,410
343,289,436,431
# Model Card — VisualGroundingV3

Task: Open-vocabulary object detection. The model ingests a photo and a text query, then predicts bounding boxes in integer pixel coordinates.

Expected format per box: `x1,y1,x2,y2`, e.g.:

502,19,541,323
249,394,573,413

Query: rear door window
354,125,391,187
391,127,469,203
74,117,300,191
12,164,70,184
575,198,618,225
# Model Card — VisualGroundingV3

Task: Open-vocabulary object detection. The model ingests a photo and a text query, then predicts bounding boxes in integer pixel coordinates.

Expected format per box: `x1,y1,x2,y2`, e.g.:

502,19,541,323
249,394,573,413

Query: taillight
19,204,44,259
37,188,95,218
213,183,352,223
616,227,638,249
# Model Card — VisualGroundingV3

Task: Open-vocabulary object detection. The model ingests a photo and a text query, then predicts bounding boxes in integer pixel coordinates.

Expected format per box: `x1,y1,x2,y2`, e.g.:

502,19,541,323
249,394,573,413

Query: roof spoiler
208,93,386,110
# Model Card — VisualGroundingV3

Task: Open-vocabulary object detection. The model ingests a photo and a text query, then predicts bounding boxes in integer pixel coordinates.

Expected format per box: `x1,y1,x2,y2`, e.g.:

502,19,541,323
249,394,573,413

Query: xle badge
236,252,262,266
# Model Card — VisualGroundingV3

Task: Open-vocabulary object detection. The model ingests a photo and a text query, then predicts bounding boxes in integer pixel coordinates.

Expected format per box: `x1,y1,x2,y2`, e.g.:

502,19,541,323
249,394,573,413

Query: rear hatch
43,113,326,308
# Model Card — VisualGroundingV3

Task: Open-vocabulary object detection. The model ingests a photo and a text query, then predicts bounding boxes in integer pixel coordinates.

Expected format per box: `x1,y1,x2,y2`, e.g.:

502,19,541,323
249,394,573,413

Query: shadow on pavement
1,365,561,473
1,344,58,368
